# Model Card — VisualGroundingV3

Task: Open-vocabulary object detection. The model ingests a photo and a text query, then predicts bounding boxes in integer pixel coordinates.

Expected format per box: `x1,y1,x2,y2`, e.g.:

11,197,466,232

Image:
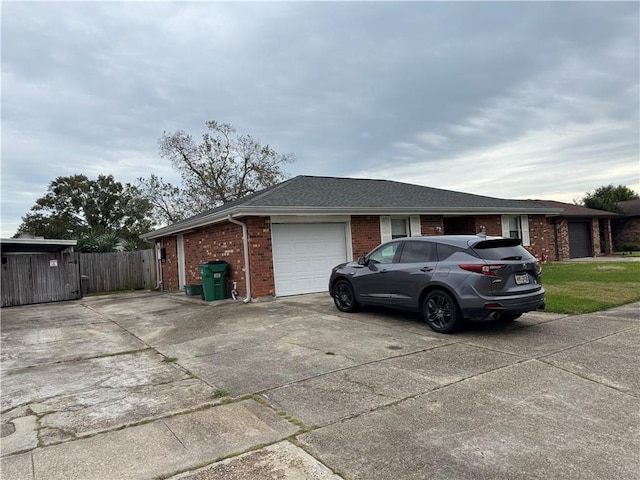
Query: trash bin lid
200,260,227,265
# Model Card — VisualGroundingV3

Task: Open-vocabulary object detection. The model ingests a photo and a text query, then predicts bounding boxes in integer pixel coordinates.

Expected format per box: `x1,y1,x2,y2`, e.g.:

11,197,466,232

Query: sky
2,1,639,237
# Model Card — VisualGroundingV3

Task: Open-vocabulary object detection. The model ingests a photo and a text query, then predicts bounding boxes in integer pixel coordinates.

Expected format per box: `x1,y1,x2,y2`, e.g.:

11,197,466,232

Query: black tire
423,290,461,334
332,280,360,313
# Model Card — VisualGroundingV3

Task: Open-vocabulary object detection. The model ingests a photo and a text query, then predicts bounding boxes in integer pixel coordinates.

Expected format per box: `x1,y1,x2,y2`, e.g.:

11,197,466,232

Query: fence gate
1,252,81,307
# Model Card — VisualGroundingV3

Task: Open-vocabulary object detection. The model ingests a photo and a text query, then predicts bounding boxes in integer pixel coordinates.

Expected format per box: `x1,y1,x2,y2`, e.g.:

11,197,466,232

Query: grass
542,262,640,314
211,389,230,399
613,251,640,257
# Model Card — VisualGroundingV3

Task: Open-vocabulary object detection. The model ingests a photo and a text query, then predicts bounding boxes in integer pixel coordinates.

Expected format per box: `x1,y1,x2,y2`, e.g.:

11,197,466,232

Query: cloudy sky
2,1,638,237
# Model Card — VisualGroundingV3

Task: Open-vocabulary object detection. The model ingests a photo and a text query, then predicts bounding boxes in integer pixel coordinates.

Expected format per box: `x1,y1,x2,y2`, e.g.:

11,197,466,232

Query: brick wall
591,218,601,256
160,236,179,291
600,219,613,254
158,217,274,298
553,218,570,260
351,216,381,260
420,216,444,236
245,217,275,298
614,217,640,250
443,217,475,234
526,215,555,261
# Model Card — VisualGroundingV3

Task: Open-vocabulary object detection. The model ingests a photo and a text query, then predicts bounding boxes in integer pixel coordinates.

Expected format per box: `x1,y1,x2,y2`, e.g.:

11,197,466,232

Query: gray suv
329,235,545,333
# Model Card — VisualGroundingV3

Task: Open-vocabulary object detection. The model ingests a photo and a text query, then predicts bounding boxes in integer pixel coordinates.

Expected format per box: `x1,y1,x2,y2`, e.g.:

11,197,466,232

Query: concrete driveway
1,291,638,479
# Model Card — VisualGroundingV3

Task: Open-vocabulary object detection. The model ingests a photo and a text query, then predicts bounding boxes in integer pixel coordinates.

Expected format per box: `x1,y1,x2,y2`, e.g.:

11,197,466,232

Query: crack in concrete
81,304,219,391
161,419,190,453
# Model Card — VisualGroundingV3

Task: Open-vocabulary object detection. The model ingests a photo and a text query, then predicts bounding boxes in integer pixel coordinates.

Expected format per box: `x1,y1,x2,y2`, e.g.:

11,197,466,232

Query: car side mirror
357,256,367,266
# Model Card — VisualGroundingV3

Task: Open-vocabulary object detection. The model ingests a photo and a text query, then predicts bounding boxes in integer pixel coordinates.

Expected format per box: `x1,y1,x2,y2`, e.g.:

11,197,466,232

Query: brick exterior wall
591,218,601,256
157,217,274,299
160,236,179,291
420,216,444,236
351,216,381,260
527,215,555,261
614,217,640,250
245,217,275,298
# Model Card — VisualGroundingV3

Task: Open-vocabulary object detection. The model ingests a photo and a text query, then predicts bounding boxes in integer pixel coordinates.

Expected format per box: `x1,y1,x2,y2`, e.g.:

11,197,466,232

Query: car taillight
459,264,505,276
534,261,542,276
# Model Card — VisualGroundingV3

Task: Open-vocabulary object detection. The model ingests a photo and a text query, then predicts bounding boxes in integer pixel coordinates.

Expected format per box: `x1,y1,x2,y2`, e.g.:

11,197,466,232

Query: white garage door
272,223,348,296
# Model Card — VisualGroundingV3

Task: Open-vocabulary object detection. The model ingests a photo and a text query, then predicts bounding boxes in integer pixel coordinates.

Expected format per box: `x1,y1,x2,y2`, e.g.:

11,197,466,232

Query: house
141,175,566,300
527,200,619,259
614,198,640,251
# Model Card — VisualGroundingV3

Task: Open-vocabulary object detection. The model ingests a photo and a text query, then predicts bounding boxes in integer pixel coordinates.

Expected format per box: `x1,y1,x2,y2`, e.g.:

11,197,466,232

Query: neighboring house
141,175,564,300
614,198,640,251
528,200,618,260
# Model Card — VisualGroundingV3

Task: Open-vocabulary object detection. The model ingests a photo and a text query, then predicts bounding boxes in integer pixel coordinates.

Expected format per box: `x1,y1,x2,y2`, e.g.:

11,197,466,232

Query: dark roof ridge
287,175,531,203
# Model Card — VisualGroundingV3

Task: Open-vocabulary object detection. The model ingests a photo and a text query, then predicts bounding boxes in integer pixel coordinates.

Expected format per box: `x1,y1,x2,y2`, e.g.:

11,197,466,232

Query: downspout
227,215,251,303
155,240,163,290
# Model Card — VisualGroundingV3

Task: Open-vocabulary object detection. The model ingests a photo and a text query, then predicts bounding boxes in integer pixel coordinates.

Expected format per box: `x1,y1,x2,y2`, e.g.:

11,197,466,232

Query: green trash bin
199,261,228,301
184,284,203,297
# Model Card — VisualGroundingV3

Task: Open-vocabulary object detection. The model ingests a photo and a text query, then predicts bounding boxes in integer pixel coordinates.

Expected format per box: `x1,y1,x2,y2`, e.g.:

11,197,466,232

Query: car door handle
420,267,433,272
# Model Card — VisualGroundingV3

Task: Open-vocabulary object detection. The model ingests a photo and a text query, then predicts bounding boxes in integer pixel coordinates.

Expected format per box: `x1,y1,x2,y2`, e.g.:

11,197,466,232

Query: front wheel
332,280,360,313
423,290,461,334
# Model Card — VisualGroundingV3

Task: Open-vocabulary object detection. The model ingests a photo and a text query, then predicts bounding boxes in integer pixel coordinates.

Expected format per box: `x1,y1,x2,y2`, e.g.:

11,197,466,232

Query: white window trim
380,216,392,243
501,215,530,246
410,216,422,237
380,215,421,242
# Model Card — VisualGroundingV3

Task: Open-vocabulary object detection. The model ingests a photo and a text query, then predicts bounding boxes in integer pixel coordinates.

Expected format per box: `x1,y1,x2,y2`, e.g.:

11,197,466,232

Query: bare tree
137,174,190,225
157,121,294,214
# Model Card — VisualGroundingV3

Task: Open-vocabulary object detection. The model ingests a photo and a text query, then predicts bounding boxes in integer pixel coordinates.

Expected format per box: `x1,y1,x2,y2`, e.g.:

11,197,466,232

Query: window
391,218,408,239
508,216,521,239
398,241,435,263
436,243,462,262
368,242,400,264
380,216,422,242
501,215,530,246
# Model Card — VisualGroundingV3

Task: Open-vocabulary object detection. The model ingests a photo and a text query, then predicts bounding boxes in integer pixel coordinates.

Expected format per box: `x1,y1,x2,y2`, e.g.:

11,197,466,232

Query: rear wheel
423,290,461,334
333,280,360,313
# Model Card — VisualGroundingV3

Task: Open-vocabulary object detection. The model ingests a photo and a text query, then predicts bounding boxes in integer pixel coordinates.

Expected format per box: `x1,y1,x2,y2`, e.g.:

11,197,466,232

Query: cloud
1,1,638,236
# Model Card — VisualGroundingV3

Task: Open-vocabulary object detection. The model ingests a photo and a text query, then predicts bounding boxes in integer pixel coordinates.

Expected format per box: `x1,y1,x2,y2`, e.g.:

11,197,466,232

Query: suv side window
436,243,463,262
368,242,400,265
398,241,435,263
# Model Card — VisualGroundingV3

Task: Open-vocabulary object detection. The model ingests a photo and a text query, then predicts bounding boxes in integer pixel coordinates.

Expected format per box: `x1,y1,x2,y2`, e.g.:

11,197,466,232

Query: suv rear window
472,239,531,260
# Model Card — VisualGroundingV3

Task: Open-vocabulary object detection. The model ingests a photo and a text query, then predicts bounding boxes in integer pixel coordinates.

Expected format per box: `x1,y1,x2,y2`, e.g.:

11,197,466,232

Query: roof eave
140,205,560,239
1,238,78,246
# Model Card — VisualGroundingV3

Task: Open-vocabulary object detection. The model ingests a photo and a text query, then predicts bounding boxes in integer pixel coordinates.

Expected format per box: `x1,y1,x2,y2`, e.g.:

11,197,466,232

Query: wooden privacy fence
1,252,82,307
79,249,156,294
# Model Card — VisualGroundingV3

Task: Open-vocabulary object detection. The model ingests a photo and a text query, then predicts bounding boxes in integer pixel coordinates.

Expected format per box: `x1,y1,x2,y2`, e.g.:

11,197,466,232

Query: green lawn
541,262,640,314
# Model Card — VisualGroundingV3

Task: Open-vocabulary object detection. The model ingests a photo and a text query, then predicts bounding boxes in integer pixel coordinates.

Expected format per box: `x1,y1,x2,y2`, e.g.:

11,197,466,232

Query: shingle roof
142,176,560,239
530,199,620,218
242,176,542,209
618,198,640,217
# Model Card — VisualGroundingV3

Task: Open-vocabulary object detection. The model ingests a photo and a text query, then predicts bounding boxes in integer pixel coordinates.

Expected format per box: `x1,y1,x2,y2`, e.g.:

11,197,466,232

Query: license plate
515,273,529,285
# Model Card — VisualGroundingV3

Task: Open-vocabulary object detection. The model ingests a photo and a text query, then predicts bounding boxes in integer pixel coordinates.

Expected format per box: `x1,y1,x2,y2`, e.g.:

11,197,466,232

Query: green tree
581,184,639,213
15,174,153,242
138,120,294,225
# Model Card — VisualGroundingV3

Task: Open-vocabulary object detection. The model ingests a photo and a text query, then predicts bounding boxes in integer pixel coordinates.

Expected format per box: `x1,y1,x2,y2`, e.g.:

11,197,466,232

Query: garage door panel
272,223,348,296
568,221,592,259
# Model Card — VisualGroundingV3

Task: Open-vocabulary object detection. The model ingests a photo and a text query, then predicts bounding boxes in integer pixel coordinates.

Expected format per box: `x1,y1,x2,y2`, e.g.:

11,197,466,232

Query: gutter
227,215,251,303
